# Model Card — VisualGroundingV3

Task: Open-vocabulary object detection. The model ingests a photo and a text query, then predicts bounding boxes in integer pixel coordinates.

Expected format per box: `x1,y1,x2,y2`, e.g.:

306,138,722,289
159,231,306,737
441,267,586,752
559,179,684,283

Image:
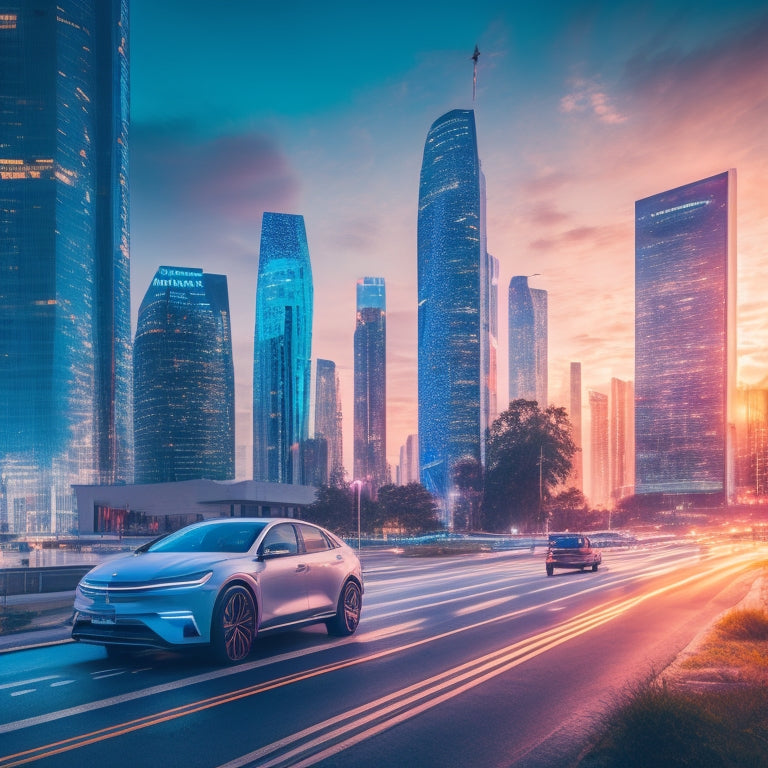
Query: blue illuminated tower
253,213,313,484
418,109,490,505
354,277,387,492
134,268,235,483
508,277,548,406
0,1,131,534
635,170,736,504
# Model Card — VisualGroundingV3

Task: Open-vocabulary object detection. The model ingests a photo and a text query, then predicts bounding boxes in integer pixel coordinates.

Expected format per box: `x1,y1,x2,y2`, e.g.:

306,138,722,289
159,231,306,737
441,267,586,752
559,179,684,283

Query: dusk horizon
128,0,768,489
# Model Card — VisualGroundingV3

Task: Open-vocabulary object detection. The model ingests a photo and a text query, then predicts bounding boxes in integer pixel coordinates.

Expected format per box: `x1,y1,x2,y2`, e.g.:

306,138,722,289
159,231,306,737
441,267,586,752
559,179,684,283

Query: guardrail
0,565,93,598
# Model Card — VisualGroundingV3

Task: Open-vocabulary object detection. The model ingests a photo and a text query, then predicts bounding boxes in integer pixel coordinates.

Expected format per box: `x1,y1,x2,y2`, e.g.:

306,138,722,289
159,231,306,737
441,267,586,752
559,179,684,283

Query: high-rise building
313,359,343,485
735,387,768,500
569,362,583,492
484,254,500,424
589,390,609,507
0,1,131,534
354,277,387,493
635,171,736,504
398,434,420,486
609,378,635,504
133,267,234,484
508,276,548,406
253,213,313,484
418,109,490,507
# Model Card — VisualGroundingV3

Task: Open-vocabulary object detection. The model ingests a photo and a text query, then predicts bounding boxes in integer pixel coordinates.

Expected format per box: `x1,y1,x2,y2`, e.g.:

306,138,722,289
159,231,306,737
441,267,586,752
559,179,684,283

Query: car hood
81,552,233,585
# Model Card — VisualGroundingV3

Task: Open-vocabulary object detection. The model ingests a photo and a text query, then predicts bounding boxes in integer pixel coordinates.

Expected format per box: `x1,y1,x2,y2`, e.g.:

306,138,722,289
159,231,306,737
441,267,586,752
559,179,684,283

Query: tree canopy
482,399,577,532
377,483,442,534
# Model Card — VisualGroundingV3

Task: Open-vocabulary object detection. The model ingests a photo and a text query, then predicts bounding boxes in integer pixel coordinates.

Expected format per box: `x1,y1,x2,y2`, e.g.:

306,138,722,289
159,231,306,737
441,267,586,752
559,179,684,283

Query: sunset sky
129,0,768,488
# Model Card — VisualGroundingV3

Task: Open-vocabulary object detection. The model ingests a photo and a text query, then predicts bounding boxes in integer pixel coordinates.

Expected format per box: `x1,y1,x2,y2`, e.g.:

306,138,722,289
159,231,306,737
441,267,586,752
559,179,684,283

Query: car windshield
550,536,584,548
145,521,269,553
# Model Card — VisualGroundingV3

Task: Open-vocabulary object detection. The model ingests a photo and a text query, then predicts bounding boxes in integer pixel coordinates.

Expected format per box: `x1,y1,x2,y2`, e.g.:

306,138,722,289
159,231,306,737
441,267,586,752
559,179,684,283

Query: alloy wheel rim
343,584,361,631
223,591,254,661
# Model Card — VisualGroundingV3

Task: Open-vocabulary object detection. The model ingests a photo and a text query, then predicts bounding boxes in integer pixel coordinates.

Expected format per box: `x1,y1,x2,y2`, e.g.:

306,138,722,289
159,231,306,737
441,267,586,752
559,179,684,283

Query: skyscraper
609,378,635,503
418,109,489,505
484,254,500,426
253,213,313,484
354,277,387,492
569,362,583,492
133,267,234,484
398,434,420,486
0,1,131,534
589,390,609,507
313,358,343,485
508,276,548,406
635,171,736,504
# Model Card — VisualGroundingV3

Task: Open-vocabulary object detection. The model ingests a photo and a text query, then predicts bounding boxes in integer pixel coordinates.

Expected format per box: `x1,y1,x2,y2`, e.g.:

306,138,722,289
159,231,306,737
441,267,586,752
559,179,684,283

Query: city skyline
126,1,767,479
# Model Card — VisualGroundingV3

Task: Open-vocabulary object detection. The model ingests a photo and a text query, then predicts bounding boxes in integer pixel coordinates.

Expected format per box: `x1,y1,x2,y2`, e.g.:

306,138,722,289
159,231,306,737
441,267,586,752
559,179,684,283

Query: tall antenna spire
471,44,480,102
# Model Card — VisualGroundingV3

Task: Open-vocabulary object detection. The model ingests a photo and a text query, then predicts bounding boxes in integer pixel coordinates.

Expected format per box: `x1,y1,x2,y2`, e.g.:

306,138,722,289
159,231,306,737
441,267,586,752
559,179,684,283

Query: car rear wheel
326,580,362,636
211,585,256,664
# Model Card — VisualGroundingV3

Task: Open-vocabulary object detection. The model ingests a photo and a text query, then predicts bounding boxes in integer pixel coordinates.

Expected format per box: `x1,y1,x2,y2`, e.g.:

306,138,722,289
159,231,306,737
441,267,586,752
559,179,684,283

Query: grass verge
578,679,768,767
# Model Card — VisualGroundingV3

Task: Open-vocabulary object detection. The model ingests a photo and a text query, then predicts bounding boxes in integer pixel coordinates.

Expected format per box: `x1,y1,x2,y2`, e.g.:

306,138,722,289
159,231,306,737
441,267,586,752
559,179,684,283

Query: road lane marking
0,677,60,691
0,554,758,768
216,558,760,768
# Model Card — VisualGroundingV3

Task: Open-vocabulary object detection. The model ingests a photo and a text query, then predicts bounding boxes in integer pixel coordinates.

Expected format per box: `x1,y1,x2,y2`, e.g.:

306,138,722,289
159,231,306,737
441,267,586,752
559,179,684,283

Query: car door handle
296,564,308,572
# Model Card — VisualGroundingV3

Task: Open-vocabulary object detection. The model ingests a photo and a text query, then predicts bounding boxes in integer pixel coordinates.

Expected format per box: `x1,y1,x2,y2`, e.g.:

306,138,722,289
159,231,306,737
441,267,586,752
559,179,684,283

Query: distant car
545,533,602,576
71,518,363,664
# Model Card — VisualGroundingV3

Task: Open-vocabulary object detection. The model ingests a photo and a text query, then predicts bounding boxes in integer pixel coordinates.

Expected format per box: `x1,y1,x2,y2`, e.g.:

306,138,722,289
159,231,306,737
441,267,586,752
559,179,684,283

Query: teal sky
129,0,768,490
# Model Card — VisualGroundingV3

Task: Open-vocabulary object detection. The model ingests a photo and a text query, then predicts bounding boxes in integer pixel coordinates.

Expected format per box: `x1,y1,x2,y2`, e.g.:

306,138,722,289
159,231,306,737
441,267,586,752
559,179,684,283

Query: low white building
74,480,318,536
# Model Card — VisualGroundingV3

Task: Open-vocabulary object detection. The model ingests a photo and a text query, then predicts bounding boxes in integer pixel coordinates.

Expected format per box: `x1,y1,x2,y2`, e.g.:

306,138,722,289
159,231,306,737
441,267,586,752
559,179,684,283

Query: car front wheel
326,580,362,636
211,585,256,664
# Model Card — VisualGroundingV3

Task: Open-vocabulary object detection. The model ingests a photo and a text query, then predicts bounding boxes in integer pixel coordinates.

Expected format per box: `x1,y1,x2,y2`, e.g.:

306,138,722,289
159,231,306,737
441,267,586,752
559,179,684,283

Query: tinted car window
148,521,268,553
550,536,584,548
260,523,299,556
299,524,331,553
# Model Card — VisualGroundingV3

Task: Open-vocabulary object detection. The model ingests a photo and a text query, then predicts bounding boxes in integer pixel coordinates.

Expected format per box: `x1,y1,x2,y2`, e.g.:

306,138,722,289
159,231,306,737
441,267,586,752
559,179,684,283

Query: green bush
580,680,768,767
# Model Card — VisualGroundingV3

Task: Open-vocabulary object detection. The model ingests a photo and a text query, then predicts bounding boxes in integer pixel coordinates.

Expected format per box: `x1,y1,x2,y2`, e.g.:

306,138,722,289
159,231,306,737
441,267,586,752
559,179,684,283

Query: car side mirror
259,543,293,559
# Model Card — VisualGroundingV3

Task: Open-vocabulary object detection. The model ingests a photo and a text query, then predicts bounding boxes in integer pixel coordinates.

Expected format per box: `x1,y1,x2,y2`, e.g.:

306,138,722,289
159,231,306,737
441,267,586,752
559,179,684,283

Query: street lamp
352,480,362,553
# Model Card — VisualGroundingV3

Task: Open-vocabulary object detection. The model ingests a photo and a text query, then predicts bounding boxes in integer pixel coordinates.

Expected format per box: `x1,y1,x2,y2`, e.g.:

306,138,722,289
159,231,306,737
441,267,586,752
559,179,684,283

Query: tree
482,399,577,532
377,483,442,534
303,484,355,536
546,487,590,531
451,456,484,532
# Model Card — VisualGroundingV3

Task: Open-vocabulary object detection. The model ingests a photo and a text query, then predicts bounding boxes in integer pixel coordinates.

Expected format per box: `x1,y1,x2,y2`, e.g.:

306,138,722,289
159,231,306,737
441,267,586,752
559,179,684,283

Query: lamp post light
352,480,362,553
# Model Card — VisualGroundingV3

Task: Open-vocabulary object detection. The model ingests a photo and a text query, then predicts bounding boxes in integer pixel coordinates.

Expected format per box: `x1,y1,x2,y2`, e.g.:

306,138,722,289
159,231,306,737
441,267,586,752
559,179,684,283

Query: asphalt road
0,540,763,768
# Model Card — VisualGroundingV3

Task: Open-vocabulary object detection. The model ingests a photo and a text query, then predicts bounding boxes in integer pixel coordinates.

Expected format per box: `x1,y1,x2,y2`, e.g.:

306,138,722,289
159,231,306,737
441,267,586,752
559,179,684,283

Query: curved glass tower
417,109,488,504
253,213,313,484
354,277,387,492
133,267,235,483
0,1,131,534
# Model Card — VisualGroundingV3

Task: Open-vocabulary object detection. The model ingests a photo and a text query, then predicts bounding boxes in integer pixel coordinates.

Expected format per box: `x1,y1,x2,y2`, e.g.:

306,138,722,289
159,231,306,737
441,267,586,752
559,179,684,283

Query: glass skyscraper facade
133,267,234,484
0,1,131,534
354,277,387,492
635,170,736,503
253,213,313,484
508,276,547,406
313,358,343,485
418,109,490,505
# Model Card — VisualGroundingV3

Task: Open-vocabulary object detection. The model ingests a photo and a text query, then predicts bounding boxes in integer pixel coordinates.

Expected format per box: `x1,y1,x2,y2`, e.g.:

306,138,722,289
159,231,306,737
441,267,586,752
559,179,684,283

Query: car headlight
79,571,214,595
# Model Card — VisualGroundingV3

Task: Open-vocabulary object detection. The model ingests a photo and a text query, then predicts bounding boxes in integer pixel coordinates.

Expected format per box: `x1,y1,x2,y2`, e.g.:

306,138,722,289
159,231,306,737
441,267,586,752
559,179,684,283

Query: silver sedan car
71,518,363,664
